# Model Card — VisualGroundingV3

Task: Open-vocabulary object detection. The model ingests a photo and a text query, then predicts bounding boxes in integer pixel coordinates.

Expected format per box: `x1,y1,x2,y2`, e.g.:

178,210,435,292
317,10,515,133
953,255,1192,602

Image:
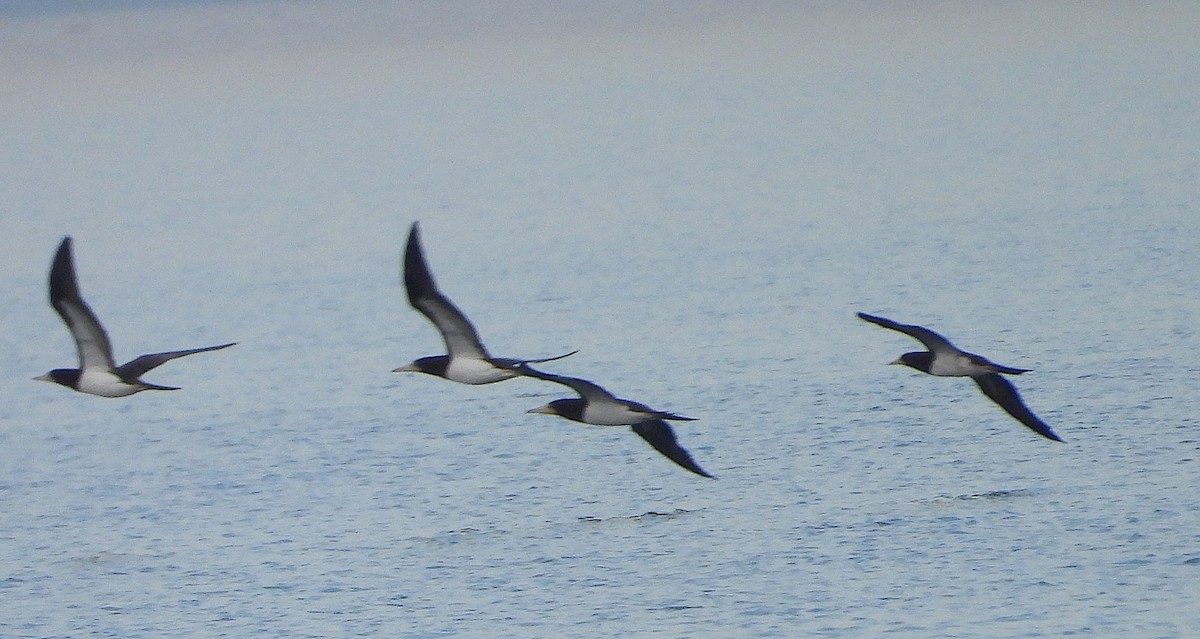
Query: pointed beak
888,358,904,366
527,405,556,415
33,373,52,382
392,363,420,373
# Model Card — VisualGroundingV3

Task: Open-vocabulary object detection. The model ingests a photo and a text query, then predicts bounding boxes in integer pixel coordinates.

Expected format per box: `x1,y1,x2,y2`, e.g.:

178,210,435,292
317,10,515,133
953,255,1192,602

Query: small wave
917,488,1039,504
578,507,700,524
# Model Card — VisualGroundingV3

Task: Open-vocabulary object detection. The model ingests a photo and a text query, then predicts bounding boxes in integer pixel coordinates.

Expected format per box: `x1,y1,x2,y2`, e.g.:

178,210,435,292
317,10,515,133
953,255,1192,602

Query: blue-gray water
1,2,1198,637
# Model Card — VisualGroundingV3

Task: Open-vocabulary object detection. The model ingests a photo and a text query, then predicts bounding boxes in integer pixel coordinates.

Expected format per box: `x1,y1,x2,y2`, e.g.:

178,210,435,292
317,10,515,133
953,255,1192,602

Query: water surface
1,2,1198,637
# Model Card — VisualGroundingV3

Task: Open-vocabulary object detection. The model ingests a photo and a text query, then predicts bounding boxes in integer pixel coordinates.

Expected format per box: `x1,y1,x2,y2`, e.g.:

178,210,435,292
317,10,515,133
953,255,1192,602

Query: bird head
890,352,933,372
34,369,80,388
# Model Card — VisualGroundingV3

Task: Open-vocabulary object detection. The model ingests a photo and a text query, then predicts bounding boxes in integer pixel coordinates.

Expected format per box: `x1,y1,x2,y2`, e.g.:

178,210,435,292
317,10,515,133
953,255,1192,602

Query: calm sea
0,2,1197,637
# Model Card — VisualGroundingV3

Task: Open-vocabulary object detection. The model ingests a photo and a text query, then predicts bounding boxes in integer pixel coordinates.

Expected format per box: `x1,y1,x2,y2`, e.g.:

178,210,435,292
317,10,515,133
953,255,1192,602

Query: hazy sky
5,1,1197,106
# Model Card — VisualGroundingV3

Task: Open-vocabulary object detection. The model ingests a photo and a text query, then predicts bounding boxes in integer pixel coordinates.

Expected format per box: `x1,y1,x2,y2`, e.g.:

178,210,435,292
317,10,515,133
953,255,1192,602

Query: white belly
582,403,655,426
77,370,144,397
444,358,514,385
928,353,985,377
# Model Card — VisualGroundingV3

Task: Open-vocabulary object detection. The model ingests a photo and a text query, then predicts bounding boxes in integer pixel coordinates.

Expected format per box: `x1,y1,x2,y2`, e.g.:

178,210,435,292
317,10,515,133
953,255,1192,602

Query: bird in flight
35,236,235,397
394,222,574,384
516,363,714,477
857,312,1062,442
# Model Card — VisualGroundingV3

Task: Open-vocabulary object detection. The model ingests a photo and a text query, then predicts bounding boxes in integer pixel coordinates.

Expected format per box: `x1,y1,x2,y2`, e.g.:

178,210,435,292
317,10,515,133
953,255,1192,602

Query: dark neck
47,368,82,387
899,352,933,373
550,399,587,423
415,356,450,377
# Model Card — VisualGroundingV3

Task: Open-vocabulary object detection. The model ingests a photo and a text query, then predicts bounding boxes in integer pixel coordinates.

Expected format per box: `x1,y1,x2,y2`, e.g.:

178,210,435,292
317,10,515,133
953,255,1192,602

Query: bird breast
582,402,656,426
928,353,993,377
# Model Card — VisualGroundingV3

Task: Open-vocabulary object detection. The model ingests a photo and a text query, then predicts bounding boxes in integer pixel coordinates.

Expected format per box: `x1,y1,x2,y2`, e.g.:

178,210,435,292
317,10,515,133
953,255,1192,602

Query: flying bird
394,222,575,384
516,364,713,477
857,312,1062,442
35,237,236,397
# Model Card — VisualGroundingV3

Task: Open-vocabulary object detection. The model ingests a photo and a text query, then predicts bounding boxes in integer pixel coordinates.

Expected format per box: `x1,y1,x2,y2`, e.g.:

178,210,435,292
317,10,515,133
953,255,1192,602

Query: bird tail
658,411,697,422
139,382,180,391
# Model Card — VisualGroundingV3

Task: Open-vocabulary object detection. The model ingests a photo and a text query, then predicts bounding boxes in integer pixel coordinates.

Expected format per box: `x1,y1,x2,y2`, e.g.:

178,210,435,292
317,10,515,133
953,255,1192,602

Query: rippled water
1,2,1198,637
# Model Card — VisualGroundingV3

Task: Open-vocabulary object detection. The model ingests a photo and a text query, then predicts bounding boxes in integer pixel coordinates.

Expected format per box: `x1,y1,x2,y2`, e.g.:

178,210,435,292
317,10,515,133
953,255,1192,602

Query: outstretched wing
49,237,117,372
511,364,617,403
116,342,236,380
404,223,490,360
631,420,713,478
857,312,957,354
973,373,1063,442
490,349,579,370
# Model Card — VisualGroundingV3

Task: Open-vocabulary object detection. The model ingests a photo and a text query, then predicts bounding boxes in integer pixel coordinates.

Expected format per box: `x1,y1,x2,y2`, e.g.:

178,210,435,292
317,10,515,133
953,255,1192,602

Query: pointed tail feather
137,382,181,392
657,411,697,422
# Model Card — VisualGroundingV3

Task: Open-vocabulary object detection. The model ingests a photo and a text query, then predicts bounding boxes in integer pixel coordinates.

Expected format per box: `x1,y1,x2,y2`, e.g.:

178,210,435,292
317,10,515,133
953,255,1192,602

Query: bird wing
631,420,713,477
515,364,695,421
973,373,1063,442
49,237,117,372
512,365,617,403
116,342,237,380
489,349,580,369
404,223,490,360
857,312,957,354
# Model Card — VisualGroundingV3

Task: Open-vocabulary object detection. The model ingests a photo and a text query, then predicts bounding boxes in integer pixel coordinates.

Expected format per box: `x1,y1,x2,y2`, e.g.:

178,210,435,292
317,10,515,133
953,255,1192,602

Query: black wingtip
52,235,73,265
49,236,80,303
407,221,420,246
1020,413,1063,443
1035,423,1065,442
631,420,713,478
857,312,889,327
404,222,421,260
519,349,579,365
403,221,435,303
973,373,1064,443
